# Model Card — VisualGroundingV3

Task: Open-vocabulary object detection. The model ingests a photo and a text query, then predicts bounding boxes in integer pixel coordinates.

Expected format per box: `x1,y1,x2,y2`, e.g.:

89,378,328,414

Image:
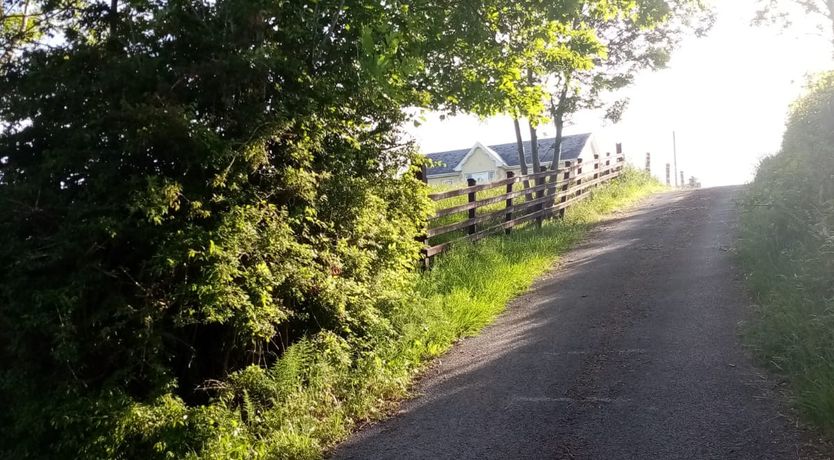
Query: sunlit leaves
754,0,834,44
547,0,712,128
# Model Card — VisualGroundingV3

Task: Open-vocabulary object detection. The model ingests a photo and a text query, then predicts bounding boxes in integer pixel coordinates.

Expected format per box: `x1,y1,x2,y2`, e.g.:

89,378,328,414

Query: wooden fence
421,152,626,261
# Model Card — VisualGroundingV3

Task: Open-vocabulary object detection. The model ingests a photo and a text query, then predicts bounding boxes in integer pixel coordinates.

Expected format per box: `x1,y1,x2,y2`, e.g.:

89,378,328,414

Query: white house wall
459,147,500,177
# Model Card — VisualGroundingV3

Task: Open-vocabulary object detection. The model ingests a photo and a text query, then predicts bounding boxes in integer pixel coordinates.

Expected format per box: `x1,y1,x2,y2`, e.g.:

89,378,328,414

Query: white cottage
424,133,603,187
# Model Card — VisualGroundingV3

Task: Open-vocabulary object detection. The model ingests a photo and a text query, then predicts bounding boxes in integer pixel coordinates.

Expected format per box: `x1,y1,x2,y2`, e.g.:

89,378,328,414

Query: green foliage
99,169,657,460
0,137,657,459
0,0,435,457
547,0,714,130
739,71,834,431
1,0,43,67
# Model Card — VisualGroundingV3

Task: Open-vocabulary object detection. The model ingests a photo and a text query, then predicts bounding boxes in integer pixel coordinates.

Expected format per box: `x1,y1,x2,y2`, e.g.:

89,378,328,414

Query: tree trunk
526,67,545,225
19,0,30,36
526,68,542,174
528,120,541,173
550,77,570,175
110,0,118,36
548,80,570,222
552,102,564,170
513,117,532,200
528,118,545,225
513,118,528,176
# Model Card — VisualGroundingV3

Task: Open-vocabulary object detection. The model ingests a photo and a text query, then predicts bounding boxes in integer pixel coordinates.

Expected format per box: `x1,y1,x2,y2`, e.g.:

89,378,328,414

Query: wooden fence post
645,152,651,173
416,165,429,269
505,171,514,235
424,152,626,258
535,171,545,228
559,161,571,218
467,178,477,235
665,163,671,186
546,164,558,215
593,154,600,180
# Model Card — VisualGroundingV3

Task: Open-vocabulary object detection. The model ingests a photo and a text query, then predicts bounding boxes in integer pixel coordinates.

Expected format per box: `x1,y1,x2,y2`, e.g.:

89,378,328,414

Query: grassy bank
738,72,834,432
255,168,662,458
116,169,661,459
740,177,834,431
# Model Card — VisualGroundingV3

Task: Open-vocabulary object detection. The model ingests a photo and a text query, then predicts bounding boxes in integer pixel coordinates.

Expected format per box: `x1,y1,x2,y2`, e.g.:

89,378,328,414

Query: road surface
334,187,816,460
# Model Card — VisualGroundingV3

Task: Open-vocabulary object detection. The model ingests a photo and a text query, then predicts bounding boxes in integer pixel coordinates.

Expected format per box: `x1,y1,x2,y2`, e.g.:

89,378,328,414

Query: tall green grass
740,179,834,431
172,169,662,459
739,71,834,433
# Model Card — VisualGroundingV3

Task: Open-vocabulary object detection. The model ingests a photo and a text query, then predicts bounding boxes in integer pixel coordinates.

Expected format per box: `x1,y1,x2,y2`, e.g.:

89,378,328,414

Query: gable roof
425,133,592,176
452,142,508,172
425,147,470,176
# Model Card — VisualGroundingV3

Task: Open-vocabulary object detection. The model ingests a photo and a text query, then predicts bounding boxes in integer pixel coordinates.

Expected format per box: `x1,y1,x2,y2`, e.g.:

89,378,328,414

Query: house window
466,171,495,184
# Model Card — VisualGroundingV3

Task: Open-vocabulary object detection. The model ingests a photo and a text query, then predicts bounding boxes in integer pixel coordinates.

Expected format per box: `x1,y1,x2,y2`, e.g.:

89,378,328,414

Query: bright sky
406,0,834,187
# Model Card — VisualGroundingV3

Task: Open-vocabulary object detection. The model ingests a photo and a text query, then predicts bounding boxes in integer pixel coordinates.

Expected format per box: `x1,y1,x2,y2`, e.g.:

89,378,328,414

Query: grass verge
739,184,834,433
201,169,663,459
737,72,834,435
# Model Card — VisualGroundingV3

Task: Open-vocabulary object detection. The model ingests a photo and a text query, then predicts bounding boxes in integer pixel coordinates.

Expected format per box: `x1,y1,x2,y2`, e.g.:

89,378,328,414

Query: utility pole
673,131,679,188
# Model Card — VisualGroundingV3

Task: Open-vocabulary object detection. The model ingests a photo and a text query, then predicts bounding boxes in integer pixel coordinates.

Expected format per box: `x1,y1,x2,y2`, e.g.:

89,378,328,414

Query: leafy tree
544,0,713,163
492,2,607,175
491,1,711,176
754,0,834,50
529,16,603,171
1,0,38,65
0,0,81,68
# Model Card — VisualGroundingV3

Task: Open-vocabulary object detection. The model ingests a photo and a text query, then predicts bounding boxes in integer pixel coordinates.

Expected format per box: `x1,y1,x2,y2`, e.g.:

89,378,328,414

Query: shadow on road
334,186,805,460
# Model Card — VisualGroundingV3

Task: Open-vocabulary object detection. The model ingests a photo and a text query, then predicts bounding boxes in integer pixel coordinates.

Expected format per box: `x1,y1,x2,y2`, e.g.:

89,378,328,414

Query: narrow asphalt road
334,186,813,460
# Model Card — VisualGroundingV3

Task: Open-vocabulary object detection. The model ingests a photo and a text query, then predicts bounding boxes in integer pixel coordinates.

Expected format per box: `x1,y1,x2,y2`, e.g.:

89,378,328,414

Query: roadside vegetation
258,168,663,459
739,71,834,431
122,169,659,459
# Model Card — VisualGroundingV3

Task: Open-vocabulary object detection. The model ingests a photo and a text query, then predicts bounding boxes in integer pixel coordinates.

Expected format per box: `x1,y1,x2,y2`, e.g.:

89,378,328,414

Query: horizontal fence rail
422,152,626,262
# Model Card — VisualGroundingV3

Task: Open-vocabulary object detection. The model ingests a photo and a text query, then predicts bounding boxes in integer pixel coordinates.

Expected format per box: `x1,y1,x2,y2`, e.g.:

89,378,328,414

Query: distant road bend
334,187,813,460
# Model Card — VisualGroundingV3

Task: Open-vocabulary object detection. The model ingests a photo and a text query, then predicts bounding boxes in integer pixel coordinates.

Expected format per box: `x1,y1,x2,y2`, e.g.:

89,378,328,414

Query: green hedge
0,1,432,457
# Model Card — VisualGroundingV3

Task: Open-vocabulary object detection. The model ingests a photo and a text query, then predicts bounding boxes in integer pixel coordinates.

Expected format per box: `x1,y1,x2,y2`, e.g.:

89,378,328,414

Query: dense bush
0,1,435,457
740,71,834,429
